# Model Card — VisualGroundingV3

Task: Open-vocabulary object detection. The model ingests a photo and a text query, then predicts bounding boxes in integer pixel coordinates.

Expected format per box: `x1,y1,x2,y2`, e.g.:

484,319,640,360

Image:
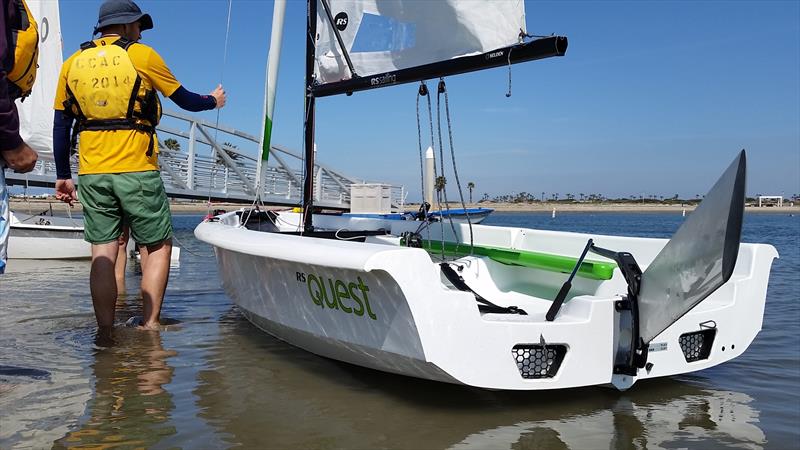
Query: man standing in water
0,0,39,274
53,0,226,331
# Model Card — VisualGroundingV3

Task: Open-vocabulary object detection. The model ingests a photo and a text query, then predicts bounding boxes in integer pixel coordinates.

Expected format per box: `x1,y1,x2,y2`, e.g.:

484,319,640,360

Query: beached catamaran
195,0,778,390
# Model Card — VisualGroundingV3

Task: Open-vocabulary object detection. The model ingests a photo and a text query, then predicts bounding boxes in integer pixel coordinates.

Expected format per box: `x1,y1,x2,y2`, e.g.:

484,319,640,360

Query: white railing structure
5,110,405,210
757,196,784,207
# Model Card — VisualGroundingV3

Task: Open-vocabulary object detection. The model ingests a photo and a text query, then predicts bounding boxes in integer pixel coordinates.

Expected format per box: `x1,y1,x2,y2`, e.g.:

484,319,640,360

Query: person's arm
168,85,219,112
53,111,72,179
139,45,226,111
0,142,37,172
52,111,76,205
1,0,27,163
0,75,23,154
0,76,37,172
1,35,37,170
51,53,77,206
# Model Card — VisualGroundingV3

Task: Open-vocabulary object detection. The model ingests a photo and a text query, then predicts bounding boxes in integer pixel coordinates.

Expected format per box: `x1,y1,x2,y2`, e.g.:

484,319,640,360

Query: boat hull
196,212,777,390
7,212,90,259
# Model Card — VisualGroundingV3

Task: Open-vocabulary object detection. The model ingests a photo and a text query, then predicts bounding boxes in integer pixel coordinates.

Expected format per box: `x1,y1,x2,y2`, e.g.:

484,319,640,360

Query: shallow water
0,212,798,449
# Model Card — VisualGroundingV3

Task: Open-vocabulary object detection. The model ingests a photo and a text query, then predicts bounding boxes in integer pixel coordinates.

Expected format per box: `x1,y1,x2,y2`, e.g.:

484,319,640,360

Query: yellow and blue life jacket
7,0,39,100
62,38,161,155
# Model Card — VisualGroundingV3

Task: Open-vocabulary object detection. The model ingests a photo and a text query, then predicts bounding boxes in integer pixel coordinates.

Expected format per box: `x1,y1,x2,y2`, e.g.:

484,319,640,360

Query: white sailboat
7,209,89,259
195,0,778,390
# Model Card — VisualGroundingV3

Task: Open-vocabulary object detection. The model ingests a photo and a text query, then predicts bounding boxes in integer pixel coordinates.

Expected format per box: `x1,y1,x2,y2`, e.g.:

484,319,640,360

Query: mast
302,1,567,229
255,0,286,193
303,0,318,231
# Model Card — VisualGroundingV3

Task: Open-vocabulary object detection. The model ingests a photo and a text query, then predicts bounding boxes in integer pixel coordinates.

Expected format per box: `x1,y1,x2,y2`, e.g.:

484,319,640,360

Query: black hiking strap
126,76,142,118
439,263,527,315
78,119,154,133
80,37,134,50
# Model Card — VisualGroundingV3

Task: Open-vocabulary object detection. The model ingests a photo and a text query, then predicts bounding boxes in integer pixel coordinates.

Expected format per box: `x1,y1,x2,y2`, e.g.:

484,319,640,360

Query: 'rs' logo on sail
334,12,348,31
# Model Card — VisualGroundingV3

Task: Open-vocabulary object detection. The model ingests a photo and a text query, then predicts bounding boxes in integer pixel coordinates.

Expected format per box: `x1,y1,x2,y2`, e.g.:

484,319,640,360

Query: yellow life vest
63,38,162,155
7,0,39,100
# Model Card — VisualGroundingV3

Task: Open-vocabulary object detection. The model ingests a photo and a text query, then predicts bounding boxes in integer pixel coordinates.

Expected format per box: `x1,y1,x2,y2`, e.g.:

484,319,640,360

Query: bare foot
138,321,162,331
94,327,116,347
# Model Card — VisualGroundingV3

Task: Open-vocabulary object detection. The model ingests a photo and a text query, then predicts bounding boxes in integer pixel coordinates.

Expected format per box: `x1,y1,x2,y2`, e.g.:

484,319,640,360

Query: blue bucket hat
94,0,153,34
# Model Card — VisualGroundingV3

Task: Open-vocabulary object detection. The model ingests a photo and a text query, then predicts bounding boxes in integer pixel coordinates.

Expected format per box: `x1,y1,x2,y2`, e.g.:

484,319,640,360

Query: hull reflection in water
191,311,766,449
453,389,765,449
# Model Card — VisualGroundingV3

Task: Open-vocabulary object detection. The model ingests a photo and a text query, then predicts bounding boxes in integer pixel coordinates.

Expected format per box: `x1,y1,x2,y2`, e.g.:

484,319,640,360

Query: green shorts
78,171,172,245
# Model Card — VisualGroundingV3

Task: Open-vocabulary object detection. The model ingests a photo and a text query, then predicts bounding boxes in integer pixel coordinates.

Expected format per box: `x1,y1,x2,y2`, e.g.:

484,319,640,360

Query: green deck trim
420,240,616,281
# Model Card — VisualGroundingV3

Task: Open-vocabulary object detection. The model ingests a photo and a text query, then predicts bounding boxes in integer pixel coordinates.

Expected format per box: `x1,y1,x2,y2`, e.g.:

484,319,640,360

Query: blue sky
58,0,799,201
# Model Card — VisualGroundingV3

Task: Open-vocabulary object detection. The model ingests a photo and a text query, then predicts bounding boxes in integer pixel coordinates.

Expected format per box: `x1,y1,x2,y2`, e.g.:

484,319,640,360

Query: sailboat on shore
195,0,778,390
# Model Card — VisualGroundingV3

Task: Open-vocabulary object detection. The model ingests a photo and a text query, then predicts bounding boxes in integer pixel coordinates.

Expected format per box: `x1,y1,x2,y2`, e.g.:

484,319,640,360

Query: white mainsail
315,0,525,84
16,0,63,154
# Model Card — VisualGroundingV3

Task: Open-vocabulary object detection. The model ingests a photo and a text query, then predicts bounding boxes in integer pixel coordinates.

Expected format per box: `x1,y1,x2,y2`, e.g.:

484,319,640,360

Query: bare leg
138,238,172,329
114,227,129,296
90,242,119,329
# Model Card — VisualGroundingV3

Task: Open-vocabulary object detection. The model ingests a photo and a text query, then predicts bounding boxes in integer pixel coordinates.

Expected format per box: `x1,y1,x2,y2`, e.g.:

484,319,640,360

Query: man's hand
1,142,38,173
55,179,78,206
210,84,226,109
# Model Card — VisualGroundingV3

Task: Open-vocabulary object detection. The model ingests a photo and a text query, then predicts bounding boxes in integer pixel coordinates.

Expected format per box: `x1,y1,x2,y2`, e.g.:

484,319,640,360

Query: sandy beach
9,198,798,215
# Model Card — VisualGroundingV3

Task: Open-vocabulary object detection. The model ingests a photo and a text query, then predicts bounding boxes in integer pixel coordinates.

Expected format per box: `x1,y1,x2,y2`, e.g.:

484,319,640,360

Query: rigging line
300,87,314,235
415,82,430,224
242,197,261,229
436,79,459,255
206,0,234,215
170,233,215,258
213,0,234,141
65,203,81,228
506,46,513,98
335,228,366,241
422,81,446,259
441,79,474,253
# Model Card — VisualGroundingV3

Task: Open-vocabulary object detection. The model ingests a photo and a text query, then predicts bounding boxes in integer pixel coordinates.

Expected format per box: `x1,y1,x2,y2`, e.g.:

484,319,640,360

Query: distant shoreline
10,198,798,215
411,202,799,214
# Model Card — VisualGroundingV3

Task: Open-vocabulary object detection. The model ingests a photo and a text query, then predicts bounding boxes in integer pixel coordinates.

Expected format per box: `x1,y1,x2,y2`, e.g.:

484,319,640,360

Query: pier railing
5,110,405,211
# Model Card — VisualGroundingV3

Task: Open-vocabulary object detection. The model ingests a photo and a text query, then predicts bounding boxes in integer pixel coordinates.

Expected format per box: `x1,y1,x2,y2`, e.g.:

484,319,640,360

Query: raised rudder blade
638,150,747,344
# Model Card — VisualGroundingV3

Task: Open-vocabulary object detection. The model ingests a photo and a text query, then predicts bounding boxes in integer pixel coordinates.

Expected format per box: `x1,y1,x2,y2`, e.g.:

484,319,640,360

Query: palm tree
467,182,475,203
434,176,446,194
217,142,241,165
162,138,180,151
